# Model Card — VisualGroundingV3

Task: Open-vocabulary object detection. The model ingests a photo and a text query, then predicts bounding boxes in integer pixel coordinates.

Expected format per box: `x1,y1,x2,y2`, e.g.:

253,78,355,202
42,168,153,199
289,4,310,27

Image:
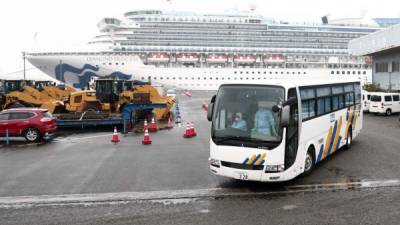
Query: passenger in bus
252,101,277,136
231,112,247,131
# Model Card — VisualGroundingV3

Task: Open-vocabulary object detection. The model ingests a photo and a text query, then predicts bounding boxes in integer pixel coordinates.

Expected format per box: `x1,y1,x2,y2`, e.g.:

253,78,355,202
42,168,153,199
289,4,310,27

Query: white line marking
0,179,399,208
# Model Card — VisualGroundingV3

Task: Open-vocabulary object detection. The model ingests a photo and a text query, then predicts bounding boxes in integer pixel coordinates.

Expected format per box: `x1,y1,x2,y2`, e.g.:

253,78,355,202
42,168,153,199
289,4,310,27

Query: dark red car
0,108,57,142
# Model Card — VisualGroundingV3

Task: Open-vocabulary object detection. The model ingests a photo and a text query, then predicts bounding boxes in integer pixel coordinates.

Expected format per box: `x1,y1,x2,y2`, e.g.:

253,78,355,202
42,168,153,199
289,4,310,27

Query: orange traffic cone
166,116,173,129
111,127,120,144
142,128,152,145
191,122,197,137
184,122,193,138
143,119,148,131
149,117,158,133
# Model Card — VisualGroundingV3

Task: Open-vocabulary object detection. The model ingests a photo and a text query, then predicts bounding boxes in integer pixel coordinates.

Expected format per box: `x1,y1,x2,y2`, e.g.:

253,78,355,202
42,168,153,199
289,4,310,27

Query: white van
369,93,400,115
362,91,371,112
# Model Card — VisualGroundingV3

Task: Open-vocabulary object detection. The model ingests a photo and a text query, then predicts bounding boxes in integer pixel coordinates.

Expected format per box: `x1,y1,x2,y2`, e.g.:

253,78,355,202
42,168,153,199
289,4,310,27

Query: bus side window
316,86,331,115
354,83,361,104
300,88,316,120
332,85,344,110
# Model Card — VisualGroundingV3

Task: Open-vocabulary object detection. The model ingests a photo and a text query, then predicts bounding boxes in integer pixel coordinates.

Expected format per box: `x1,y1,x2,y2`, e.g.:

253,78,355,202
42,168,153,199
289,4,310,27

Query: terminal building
349,24,400,91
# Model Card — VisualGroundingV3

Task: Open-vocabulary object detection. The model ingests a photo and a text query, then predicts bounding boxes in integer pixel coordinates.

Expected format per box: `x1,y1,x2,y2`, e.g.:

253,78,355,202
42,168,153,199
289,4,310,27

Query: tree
363,83,382,92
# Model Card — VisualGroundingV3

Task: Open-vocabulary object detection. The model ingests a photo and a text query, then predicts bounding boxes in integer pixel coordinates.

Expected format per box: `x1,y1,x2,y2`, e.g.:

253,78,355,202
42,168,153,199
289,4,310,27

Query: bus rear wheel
303,147,315,176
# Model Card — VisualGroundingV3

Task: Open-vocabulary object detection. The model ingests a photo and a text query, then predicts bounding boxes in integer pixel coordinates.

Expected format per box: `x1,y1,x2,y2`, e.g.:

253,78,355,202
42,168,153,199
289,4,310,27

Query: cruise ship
26,10,381,90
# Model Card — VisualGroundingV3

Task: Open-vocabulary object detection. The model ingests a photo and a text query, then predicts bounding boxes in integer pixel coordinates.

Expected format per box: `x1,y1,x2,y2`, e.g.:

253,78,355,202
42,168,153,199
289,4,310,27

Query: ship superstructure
27,10,380,90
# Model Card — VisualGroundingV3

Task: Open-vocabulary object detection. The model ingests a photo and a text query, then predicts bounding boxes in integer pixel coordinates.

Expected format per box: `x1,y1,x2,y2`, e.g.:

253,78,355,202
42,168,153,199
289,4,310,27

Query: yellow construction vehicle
121,84,175,120
64,90,105,112
0,80,64,113
0,80,5,110
95,79,174,120
34,81,77,102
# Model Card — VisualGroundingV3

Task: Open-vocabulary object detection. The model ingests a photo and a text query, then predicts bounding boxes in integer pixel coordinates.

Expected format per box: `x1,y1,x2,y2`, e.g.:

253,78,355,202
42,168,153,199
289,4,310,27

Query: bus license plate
236,172,249,180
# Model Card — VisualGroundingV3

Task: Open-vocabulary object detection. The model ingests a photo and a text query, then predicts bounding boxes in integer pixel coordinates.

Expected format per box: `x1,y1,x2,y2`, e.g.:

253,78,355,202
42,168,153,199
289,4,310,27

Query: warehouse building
349,24,400,91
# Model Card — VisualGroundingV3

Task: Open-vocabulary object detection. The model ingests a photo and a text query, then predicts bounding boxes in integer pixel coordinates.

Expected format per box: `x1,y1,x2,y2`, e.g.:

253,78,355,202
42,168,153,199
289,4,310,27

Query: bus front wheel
303,147,315,176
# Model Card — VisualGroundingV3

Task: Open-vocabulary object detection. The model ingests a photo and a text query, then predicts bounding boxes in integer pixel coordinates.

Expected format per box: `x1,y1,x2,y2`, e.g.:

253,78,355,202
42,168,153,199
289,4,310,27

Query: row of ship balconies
136,52,368,65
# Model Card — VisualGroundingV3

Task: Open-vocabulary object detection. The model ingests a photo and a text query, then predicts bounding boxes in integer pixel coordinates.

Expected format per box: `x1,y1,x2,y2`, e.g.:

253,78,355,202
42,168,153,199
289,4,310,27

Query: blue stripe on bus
317,144,324,163
252,154,261,165
259,160,265,166
242,158,249,165
326,120,338,156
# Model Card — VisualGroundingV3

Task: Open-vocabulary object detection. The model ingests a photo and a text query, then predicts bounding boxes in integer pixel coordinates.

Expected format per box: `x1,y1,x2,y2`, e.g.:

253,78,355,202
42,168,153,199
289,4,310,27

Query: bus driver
231,112,247,131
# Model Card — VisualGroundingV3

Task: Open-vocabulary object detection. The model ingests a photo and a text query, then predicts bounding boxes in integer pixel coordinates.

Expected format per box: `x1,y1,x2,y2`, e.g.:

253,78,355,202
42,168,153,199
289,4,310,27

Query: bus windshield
211,85,285,148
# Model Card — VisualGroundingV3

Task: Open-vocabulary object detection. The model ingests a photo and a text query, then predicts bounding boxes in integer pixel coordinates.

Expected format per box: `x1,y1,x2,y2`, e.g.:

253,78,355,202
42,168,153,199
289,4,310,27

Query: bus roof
218,79,361,90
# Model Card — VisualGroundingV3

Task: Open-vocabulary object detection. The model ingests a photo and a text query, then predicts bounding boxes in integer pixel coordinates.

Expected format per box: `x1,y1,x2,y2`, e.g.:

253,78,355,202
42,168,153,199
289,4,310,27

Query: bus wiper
213,136,248,143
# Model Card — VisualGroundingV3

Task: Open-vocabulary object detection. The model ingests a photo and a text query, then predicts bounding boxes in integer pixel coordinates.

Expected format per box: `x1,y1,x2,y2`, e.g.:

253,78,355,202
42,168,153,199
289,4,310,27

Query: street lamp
22,51,26,81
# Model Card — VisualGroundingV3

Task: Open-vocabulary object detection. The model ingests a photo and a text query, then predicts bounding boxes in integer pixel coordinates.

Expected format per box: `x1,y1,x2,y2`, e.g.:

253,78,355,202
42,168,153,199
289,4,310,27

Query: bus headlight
265,164,285,172
209,158,220,168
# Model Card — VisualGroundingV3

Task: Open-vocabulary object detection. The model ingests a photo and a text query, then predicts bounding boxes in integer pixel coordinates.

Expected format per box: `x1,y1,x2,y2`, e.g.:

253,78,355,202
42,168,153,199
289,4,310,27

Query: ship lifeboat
147,53,170,63
263,54,286,63
206,54,228,63
176,53,199,63
234,54,256,64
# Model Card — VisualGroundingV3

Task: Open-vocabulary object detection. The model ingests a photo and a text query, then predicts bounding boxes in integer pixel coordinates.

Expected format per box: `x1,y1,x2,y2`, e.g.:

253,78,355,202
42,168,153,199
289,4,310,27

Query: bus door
285,88,299,169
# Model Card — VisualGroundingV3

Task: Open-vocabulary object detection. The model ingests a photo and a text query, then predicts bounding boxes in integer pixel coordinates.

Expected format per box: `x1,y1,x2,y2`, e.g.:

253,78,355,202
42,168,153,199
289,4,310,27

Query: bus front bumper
209,163,302,182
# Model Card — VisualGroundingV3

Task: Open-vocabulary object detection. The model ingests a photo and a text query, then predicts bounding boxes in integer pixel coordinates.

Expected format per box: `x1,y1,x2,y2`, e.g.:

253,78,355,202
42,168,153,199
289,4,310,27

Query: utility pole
22,51,26,81
59,60,63,82
389,61,392,92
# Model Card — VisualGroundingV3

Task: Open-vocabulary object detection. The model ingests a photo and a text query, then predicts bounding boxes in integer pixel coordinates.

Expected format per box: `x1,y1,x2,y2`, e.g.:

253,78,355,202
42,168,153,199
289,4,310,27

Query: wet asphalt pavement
1,91,400,224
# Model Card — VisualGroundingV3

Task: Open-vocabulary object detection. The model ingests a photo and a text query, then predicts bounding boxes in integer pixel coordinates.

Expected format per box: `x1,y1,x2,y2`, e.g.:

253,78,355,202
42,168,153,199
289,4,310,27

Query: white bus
207,80,362,182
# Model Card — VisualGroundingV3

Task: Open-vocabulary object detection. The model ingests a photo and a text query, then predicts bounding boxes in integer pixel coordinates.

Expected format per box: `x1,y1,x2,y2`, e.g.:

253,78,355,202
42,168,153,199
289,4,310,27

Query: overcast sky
0,0,399,74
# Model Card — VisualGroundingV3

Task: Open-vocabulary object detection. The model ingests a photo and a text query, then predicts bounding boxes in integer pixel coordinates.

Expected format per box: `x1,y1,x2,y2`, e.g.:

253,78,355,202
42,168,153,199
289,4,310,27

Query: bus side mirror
280,105,290,127
207,103,214,121
207,95,216,121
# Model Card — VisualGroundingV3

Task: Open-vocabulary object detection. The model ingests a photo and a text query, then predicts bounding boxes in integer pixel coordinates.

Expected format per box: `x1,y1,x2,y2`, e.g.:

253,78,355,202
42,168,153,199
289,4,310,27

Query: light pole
389,61,392,92
22,51,26,81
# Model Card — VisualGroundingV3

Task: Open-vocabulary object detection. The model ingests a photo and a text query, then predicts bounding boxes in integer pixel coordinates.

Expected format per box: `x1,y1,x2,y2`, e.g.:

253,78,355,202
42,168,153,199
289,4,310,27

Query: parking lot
1,91,400,225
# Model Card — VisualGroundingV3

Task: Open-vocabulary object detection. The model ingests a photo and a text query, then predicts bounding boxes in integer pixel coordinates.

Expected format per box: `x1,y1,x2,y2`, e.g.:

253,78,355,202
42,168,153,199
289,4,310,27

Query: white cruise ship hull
27,53,372,90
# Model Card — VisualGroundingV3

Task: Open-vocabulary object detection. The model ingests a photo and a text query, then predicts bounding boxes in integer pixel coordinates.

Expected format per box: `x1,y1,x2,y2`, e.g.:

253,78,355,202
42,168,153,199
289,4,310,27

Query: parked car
0,108,57,142
369,93,400,116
